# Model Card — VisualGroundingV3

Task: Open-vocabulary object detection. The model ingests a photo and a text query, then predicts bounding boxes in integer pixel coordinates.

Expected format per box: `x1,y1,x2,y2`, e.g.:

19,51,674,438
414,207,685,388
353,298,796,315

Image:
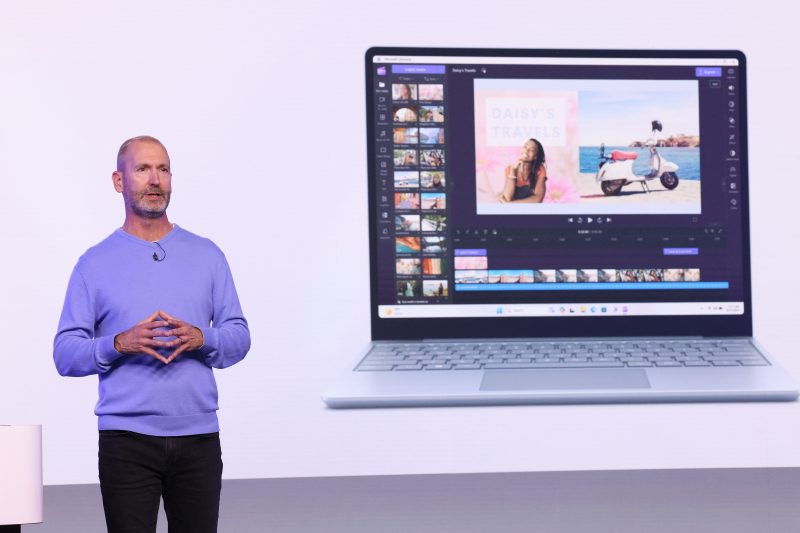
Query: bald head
117,136,170,171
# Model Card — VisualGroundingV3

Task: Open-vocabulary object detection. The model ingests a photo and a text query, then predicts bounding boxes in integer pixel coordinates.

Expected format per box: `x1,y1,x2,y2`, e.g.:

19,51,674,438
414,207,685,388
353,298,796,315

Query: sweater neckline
114,224,181,248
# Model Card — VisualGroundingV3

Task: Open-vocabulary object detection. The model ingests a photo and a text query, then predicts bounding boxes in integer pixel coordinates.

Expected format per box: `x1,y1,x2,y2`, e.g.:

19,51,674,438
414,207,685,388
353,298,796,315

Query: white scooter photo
596,120,680,196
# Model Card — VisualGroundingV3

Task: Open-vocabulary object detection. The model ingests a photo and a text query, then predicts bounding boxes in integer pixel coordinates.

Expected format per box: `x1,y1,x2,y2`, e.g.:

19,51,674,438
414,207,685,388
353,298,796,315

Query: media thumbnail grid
393,83,448,300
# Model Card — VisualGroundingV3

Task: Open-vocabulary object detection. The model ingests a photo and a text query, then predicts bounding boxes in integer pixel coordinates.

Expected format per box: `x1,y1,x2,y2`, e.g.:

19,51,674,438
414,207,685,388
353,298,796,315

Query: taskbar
378,302,744,319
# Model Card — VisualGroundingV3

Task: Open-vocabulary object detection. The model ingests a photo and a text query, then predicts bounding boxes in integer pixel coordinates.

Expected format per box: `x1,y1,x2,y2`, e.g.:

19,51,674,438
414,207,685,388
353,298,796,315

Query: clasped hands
114,310,204,365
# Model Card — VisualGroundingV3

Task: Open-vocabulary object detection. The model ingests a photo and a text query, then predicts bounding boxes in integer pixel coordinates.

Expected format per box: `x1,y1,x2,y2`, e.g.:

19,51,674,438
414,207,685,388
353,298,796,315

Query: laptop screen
367,48,750,340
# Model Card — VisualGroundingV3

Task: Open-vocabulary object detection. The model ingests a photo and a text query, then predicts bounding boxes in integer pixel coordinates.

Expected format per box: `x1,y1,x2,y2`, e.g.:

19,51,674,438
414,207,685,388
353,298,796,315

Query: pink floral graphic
543,175,578,203
475,145,514,200
475,145,505,178
474,88,579,207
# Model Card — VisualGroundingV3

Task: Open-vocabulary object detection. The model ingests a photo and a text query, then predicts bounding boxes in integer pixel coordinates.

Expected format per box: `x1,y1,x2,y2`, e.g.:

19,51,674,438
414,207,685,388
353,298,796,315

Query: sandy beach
576,172,700,204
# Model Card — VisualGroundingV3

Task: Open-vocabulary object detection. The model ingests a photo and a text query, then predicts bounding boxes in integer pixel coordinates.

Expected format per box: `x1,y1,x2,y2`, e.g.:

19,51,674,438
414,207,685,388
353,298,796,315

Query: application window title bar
374,56,739,67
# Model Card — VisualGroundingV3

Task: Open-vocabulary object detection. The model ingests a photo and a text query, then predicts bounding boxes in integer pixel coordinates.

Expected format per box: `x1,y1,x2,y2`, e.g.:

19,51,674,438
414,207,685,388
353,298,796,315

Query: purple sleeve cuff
199,327,217,357
94,335,125,372
197,324,249,369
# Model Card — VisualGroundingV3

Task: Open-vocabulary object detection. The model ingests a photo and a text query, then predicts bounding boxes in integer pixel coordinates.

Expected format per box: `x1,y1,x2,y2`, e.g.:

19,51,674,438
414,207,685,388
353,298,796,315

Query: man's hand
114,311,174,364
159,310,204,364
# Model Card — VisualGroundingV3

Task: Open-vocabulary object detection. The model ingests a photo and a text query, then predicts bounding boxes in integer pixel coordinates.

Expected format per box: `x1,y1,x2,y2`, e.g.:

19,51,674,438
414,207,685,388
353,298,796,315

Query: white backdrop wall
1,1,798,485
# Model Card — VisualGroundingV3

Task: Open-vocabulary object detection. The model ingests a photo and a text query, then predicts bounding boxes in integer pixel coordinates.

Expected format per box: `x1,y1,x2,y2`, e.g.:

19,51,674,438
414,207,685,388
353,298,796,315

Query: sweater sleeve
198,253,251,369
53,266,125,376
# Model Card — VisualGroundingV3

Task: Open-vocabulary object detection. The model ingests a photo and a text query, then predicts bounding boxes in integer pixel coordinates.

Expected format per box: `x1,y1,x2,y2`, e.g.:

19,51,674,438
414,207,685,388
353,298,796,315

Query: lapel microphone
152,241,166,262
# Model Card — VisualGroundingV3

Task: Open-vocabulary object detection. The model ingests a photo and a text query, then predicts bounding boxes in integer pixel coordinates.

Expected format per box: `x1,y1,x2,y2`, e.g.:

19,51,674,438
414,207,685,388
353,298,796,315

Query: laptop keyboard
357,340,769,371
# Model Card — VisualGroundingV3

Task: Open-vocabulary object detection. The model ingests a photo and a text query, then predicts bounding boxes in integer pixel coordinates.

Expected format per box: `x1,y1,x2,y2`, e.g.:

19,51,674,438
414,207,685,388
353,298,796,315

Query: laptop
322,47,798,408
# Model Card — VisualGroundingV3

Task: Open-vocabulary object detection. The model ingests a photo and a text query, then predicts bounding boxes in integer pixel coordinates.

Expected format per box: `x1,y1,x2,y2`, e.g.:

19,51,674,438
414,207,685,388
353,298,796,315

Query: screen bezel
366,47,751,341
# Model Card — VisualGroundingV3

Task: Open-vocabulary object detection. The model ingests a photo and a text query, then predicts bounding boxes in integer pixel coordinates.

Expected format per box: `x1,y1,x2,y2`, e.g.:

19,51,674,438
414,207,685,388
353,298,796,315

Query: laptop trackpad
480,369,651,391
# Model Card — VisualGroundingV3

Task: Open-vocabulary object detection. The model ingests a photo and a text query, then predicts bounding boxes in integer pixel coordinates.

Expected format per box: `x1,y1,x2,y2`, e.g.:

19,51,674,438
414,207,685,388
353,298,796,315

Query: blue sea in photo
579,147,700,180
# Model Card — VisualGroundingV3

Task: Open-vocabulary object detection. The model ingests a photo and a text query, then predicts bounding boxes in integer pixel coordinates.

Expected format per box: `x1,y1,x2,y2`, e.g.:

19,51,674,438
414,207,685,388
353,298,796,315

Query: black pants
98,430,223,533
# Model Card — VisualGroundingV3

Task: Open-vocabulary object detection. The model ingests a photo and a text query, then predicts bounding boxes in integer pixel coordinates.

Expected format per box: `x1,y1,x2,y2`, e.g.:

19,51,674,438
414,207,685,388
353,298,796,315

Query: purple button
696,67,722,77
663,248,699,256
455,249,487,257
392,65,446,75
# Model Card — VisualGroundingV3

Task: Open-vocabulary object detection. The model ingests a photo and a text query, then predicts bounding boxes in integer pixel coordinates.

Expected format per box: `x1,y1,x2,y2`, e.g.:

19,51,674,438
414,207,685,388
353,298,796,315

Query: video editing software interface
371,54,744,319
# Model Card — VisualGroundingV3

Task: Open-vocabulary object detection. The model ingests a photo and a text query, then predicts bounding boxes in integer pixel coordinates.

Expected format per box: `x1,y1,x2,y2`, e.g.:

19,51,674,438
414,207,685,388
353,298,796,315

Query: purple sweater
54,225,251,436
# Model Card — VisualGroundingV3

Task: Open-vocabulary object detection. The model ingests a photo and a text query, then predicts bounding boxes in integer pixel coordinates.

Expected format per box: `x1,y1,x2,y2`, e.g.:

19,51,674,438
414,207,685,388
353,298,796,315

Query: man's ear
112,171,123,193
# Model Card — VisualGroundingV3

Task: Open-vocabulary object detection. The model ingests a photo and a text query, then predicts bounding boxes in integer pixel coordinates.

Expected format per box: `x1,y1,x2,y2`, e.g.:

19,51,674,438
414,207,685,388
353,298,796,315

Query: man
53,136,251,533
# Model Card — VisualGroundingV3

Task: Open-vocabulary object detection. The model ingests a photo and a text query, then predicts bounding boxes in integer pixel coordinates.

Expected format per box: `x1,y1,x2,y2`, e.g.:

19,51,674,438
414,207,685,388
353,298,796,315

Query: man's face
114,141,172,219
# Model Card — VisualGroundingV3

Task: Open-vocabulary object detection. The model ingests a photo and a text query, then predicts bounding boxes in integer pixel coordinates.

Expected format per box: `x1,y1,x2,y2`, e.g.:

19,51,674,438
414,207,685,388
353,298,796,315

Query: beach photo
455,270,489,284
474,79,701,215
394,171,419,188
423,280,449,297
488,270,535,283
421,192,446,210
